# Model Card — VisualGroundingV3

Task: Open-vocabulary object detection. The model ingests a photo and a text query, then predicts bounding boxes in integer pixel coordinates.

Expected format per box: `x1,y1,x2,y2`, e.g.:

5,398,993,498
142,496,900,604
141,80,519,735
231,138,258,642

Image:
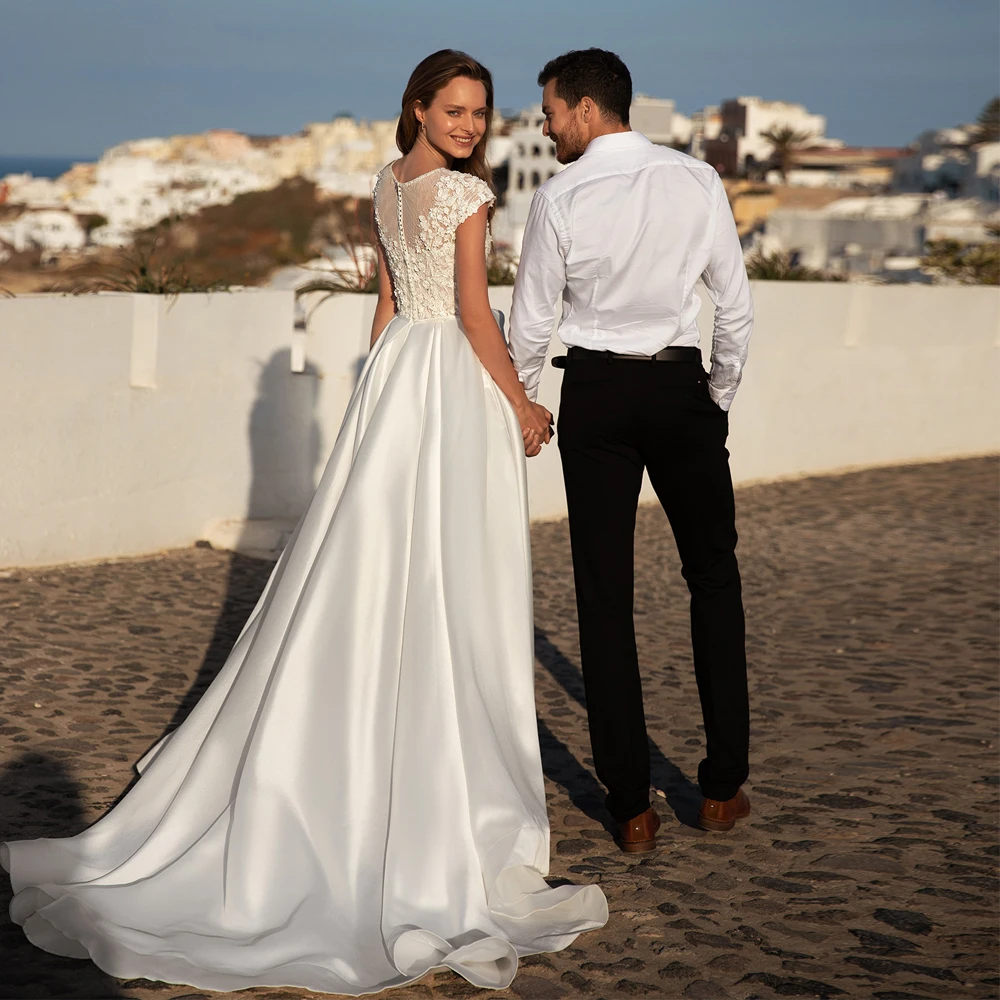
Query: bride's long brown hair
396,49,496,215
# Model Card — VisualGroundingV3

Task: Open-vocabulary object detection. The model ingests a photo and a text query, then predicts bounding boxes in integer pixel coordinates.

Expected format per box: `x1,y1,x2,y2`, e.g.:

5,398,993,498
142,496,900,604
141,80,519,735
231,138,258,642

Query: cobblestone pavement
0,458,997,1000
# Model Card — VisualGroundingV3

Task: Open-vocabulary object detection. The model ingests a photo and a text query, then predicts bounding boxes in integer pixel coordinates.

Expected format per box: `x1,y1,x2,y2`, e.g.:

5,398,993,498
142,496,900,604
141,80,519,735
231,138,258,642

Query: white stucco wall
0,291,298,566
0,283,997,568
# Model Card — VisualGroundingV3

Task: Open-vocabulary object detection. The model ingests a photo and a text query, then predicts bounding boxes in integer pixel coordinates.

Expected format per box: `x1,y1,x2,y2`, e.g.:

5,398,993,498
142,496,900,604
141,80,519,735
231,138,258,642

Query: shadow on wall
0,752,128,998
245,349,322,524
168,348,322,733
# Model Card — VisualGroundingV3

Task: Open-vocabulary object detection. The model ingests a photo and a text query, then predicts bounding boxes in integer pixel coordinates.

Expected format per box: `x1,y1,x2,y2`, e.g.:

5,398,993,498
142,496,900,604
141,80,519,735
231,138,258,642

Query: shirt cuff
515,365,542,402
708,368,741,411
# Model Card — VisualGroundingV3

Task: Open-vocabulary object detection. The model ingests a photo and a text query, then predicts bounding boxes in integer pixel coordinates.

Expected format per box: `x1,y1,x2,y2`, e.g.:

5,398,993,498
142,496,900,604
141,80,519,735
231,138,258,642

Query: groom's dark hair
537,49,632,125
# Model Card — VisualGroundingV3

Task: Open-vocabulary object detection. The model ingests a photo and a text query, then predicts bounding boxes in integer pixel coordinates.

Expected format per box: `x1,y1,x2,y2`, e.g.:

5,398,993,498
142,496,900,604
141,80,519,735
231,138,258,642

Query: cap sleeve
440,172,496,228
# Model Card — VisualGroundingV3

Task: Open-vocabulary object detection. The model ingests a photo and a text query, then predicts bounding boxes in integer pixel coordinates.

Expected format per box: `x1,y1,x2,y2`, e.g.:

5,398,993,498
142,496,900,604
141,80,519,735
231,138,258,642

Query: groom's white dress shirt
508,130,753,410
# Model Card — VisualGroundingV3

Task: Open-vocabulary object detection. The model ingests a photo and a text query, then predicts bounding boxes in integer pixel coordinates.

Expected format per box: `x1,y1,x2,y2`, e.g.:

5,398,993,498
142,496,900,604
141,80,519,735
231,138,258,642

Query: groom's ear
578,97,596,124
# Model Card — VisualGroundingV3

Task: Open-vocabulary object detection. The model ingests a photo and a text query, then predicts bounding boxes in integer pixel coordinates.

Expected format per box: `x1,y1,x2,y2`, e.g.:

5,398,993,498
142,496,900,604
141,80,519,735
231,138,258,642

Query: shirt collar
582,130,653,157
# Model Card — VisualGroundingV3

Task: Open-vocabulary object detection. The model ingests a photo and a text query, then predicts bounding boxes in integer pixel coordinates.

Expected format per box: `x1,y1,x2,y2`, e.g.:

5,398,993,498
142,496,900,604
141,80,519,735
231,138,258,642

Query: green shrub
744,245,844,281
486,249,517,286
921,236,1000,285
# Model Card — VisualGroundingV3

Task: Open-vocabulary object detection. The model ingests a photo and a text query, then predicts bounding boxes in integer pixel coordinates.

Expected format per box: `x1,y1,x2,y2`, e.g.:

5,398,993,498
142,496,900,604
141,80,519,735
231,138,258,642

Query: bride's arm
369,211,396,350
455,205,551,444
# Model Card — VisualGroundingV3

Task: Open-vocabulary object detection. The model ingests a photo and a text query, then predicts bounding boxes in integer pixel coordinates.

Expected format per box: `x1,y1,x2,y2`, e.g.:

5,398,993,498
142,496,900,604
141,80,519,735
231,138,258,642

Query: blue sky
1,0,997,157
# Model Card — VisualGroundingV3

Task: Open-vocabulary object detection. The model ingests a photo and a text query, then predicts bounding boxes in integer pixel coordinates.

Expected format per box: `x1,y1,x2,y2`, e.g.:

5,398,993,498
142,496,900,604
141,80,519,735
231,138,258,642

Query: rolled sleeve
509,192,567,401
701,176,754,411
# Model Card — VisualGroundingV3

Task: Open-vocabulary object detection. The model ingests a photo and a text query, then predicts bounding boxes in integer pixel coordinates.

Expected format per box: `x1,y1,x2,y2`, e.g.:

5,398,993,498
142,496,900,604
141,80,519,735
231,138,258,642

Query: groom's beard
551,123,587,164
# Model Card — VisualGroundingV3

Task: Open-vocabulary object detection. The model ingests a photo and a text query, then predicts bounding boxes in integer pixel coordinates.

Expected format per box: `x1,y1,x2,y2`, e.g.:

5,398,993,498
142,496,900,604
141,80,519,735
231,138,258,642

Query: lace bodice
373,164,495,321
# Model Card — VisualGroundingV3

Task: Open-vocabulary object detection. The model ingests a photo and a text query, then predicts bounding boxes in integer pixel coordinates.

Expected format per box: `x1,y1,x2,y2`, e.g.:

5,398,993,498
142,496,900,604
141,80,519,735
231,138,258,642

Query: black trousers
557,356,749,822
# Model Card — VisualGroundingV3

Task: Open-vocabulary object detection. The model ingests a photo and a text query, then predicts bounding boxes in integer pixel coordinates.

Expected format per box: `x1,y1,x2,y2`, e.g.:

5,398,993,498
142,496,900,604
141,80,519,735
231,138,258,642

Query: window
517,144,525,156
532,145,541,157
517,171,525,190
548,171,555,179
549,146,556,157
531,171,541,187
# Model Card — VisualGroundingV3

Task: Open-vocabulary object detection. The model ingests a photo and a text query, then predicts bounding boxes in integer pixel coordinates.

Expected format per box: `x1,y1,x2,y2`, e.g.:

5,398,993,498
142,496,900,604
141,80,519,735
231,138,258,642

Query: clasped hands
514,399,554,458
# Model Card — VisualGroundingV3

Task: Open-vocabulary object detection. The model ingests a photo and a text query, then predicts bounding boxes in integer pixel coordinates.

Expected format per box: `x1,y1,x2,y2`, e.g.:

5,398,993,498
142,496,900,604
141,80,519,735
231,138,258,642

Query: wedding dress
1,163,608,994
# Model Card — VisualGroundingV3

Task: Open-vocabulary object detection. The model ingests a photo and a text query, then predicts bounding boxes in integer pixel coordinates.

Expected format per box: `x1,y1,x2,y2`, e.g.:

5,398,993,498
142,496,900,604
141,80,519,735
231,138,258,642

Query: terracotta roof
798,146,910,159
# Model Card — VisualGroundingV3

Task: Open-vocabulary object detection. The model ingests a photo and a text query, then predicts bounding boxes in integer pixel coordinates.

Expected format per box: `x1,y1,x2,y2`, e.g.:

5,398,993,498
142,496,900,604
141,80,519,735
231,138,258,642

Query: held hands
515,399,554,458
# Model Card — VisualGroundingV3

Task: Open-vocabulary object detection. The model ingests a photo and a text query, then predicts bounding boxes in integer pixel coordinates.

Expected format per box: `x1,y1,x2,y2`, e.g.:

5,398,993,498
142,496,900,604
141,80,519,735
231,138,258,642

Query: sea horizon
0,154,95,180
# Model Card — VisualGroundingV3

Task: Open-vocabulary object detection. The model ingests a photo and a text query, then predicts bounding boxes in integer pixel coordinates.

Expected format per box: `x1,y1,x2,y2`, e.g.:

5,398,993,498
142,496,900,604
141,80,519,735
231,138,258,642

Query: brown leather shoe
618,807,661,853
698,788,751,832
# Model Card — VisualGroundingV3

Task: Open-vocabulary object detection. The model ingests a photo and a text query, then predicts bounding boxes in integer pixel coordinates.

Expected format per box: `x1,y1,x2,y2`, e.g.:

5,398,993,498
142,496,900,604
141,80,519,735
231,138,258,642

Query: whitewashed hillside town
1,93,997,283
0,118,399,254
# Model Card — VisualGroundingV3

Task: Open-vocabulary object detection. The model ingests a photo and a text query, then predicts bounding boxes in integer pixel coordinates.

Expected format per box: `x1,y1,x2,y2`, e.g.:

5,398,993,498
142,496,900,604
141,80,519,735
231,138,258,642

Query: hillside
0,178,371,293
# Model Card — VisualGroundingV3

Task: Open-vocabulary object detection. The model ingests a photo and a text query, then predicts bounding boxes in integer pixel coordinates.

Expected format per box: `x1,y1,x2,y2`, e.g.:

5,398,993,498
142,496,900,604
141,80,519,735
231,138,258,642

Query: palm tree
973,97,1000,144
759,125,814,182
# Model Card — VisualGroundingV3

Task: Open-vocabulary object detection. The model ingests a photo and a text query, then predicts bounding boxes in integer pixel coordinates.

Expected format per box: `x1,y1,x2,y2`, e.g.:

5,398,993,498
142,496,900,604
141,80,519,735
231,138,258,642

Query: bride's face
416,77,489,161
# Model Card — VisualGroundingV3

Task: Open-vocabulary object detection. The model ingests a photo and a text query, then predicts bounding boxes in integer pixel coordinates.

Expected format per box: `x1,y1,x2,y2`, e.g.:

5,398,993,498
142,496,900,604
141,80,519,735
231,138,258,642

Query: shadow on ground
0,752,127,999
163,553,274,736
534,626,702,828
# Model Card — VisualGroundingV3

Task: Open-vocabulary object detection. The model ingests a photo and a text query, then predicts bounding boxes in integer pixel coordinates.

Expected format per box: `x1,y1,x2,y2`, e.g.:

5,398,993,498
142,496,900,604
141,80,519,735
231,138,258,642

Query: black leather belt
552,346,701,368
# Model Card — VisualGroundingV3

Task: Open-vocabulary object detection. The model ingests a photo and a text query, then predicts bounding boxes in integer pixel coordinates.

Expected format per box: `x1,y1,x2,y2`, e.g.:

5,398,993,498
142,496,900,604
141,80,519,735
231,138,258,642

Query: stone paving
0,457,997,1000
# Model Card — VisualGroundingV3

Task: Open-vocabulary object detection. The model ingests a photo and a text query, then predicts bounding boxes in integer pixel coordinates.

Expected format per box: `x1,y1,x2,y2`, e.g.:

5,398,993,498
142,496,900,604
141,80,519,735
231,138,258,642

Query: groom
509,49,754,852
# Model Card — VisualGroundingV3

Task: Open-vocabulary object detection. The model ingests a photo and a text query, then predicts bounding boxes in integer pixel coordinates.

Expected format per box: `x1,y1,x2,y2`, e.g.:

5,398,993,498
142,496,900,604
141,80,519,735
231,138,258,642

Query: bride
1,49,608,994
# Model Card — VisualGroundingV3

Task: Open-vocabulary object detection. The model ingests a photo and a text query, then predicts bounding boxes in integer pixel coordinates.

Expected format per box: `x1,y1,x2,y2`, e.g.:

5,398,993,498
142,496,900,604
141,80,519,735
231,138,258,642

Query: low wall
0,283,996,567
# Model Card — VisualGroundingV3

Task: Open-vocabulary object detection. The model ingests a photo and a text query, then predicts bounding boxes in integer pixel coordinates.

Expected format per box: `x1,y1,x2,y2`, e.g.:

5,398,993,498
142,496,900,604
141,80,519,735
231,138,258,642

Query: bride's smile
413,75,488,164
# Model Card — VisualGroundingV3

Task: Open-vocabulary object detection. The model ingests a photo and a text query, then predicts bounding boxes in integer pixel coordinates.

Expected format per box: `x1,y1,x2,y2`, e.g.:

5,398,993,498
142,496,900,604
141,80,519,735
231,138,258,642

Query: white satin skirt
1,314,608,994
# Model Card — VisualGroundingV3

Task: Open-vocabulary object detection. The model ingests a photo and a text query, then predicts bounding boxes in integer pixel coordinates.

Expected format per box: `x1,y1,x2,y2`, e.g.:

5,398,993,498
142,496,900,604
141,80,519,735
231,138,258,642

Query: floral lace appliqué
374,167,495,321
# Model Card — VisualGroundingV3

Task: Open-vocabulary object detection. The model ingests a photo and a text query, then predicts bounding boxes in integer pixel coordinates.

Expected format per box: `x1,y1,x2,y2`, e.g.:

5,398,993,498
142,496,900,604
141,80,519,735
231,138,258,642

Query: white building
967,142,1000,202
894,126,978,194
307,118,399,198
894,125,1000,203
670,111,693,148
689,105,722,161
491,105,563,253
629,95,676,145
486,135,514,170
0,209,86,253
73,140,285,234
0,173,72,209
759,193,998,279
703,97,828,175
